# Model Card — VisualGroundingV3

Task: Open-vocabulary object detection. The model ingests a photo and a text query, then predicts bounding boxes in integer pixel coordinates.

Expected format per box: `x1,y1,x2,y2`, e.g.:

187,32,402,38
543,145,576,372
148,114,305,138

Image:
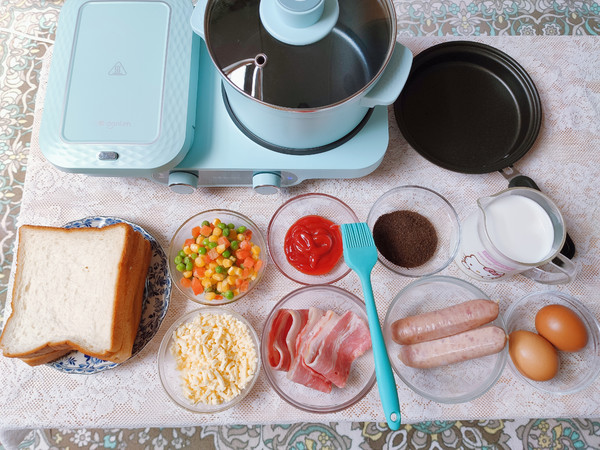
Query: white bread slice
0,223,151,364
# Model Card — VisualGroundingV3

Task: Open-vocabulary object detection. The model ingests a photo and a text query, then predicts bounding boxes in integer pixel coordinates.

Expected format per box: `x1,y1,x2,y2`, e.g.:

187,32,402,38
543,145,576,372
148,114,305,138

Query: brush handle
358,272,402,430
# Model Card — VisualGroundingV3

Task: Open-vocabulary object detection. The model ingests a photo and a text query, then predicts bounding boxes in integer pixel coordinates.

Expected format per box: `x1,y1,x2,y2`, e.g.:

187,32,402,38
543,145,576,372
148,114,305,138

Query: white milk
484,195,554,263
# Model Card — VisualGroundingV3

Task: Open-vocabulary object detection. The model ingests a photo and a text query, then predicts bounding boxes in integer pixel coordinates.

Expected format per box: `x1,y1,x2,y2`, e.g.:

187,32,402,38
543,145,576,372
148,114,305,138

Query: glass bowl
261,285,376,413
168,210,267,305
158,307,261,413
383,276,507,403
367,185,460,277
504,290,600,394
267,193,358,285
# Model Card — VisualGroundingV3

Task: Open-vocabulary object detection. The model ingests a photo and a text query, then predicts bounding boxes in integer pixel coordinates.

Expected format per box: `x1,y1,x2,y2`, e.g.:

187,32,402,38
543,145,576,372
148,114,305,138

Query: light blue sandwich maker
39,0,393,194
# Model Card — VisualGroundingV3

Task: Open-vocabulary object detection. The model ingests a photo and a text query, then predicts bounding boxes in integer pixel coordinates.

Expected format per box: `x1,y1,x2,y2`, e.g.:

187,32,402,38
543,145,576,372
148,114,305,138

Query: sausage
391,299,499,345
398,325,507,369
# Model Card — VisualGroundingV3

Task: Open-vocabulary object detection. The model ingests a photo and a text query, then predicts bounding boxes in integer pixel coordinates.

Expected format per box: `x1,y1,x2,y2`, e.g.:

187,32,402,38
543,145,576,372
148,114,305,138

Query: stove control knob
253,172,281,195
168,171,198,194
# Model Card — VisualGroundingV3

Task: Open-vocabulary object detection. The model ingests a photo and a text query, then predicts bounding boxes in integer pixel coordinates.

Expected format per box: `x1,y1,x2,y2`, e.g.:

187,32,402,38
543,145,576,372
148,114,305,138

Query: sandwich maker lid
394,41,542,174
39,0,198,175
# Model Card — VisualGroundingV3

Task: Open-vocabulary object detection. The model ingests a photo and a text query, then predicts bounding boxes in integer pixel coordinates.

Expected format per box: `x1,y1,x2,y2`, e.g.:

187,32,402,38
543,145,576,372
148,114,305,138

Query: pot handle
190,0,208,39
359,43,413,108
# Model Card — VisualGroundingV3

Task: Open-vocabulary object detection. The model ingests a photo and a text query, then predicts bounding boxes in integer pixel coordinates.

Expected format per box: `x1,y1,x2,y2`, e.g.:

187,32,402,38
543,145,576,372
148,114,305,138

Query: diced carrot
254,259,263,272
239,280,249,292
217,236,231,248
236,249,250,260
215,295,223,300
200,225,213,237
208,248,220,260
193,267,206,278
244,230,253,240
191,277,203,295
240,240,251,250
184,238,195,247
202,254,212,264
192,226,201,238
241,267,252,279
242,257,255,268
180,277,192,288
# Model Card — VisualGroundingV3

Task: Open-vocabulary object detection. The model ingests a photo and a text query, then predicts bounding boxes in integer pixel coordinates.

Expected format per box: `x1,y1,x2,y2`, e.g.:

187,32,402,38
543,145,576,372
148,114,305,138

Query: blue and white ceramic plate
47,216,171,374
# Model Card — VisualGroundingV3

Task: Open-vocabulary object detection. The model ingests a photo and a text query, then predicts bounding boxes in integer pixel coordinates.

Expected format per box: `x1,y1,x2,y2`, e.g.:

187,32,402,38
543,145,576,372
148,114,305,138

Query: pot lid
195,0,396,109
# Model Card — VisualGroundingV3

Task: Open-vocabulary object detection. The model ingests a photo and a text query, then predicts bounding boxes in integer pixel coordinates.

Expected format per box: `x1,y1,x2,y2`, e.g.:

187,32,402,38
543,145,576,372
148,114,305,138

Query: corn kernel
212,218,221,226
183,271,193,278
202,278,212,288
190,243,199,253
194,257,205,267
216,281,223,292
212,273,225,282
212,227,223,237
222,259,233,268
237,233,244,241
216,256,224,265
251,245,261,256
204,291,217,301
208,235,218,243
204,269,214,277
216,244,227,254
183,246,192,255
226,275,236,285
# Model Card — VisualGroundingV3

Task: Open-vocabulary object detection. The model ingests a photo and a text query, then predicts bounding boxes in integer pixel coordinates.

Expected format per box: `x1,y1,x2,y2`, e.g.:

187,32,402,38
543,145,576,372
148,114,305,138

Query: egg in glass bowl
168,210,267,305
504,290,600,394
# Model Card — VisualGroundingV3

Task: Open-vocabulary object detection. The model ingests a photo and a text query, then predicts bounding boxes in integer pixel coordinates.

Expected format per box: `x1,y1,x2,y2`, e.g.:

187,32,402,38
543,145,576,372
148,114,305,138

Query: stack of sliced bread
0,222,152,366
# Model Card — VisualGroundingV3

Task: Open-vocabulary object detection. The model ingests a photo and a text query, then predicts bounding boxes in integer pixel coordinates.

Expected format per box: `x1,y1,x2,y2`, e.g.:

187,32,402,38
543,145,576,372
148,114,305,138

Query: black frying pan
394,41,575,259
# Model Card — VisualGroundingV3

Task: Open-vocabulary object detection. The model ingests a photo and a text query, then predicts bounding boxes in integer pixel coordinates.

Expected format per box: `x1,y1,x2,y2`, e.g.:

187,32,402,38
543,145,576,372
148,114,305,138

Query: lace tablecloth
1,35,599,430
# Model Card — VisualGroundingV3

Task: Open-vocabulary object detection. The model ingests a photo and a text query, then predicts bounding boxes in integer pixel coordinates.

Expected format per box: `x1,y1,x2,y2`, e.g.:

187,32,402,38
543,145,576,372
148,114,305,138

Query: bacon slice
267,309,309,371
286,307,332,393
303,310,371,388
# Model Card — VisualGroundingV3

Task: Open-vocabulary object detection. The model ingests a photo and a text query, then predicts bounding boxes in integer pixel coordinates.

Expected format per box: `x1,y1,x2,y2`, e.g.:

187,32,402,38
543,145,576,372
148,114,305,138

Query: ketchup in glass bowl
284,215,344,276
268,194,358,284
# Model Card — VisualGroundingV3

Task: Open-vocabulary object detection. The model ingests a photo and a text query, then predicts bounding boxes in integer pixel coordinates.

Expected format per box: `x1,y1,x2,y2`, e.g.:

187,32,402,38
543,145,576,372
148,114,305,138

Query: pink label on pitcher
458,250,517,280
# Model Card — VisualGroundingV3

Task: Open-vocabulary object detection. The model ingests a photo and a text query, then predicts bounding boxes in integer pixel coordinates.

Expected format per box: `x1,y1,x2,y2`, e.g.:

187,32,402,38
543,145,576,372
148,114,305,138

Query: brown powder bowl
366,185,460,277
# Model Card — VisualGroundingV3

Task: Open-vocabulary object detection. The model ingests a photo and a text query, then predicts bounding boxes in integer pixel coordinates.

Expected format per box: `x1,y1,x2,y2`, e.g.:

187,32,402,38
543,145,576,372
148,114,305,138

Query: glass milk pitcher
455,187,576,284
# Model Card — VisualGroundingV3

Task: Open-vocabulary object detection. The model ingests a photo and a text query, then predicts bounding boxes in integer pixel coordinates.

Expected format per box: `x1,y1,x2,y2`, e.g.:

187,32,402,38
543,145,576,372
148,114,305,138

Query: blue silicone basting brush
341,222,401,430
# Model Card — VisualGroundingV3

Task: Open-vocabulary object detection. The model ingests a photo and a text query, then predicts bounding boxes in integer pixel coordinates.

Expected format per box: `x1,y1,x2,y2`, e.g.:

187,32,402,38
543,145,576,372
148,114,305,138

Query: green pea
190,253,198,260
215,266,225,274
176,263,186,272
198,247,207,255
230,240,239,250
227,223,235,229
208,242,218,249
174,255,183,264
224,290,234,300
237,226,247,233
217,223,226,230
178,250,186,258
186,261,194,271
202,238,210,246
184,256,191,265
222,228,230,237
201,220,210,227
222,250,231,258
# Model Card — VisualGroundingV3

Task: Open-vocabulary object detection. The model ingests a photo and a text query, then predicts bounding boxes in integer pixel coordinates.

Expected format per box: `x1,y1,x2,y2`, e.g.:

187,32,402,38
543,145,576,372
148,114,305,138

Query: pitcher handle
521,253,577,285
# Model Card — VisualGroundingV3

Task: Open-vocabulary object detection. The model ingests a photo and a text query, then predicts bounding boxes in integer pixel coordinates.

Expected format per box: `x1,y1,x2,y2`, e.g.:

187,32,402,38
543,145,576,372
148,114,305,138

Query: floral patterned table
1,1,599,449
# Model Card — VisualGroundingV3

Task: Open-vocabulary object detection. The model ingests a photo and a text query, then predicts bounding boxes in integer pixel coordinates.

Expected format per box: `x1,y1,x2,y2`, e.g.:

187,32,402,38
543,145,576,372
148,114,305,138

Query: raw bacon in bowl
261,285,376,413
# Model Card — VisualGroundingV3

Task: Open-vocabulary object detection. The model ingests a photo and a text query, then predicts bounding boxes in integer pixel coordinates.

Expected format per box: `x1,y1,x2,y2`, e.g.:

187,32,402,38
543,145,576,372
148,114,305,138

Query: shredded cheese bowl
158,307,261,413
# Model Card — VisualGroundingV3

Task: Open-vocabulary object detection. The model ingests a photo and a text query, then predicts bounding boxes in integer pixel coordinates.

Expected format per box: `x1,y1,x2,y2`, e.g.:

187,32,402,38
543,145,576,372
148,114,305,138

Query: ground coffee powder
373,210,438,268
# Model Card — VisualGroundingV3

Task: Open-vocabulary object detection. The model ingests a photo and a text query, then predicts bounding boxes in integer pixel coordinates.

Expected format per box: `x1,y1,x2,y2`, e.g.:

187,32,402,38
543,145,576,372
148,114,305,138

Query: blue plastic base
152,42,390,188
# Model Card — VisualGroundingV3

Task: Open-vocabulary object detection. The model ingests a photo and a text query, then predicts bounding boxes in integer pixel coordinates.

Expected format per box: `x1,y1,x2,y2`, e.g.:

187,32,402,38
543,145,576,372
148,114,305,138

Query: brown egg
509,330,559,381
535,304,588,352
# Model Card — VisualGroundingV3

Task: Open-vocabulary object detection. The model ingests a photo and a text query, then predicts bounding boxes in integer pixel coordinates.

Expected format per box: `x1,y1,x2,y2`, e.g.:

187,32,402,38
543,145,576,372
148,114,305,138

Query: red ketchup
284,215,343,275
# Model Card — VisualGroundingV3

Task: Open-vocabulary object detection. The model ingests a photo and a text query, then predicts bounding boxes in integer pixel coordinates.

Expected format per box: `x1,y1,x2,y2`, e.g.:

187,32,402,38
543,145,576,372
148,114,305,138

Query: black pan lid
394,41,542,174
